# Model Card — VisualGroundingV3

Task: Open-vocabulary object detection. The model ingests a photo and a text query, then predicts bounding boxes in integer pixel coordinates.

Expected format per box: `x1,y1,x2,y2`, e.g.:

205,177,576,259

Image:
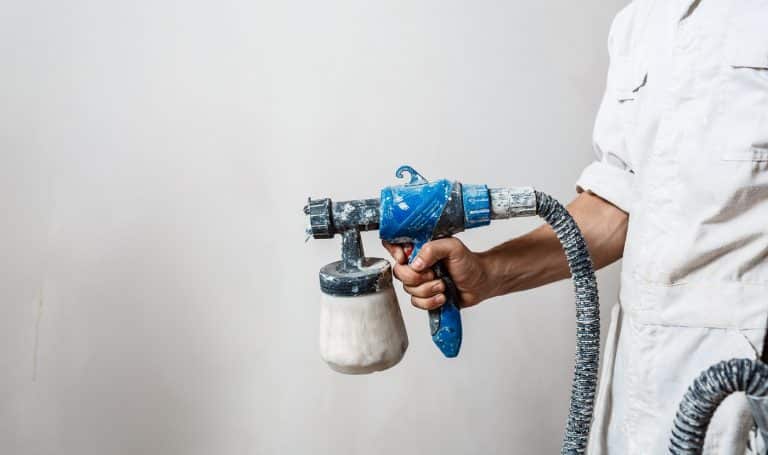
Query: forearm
480,191,628,296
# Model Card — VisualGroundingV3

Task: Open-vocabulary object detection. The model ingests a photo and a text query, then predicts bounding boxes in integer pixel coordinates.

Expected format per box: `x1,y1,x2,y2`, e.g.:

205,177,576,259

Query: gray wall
1,1,627,454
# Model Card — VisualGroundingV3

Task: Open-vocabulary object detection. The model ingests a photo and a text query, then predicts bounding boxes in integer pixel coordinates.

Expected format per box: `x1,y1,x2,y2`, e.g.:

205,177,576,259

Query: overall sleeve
576,8,636,214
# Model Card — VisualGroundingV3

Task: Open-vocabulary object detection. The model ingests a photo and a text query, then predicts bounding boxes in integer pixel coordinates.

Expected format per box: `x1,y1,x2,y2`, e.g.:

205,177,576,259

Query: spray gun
306,165,601,454
306,165,537,359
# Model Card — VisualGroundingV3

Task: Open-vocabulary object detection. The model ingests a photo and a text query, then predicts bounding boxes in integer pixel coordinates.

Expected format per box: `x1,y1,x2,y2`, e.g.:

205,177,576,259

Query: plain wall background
1,1,628,453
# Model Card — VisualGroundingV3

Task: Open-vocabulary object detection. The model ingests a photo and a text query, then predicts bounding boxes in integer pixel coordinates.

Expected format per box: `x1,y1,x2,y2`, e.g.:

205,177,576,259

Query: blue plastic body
379,165,490,358
461,183,491,229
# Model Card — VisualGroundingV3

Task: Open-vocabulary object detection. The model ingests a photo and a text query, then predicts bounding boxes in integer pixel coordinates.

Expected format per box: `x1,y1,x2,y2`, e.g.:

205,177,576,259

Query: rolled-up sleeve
576,6,636,214
577,159,634,213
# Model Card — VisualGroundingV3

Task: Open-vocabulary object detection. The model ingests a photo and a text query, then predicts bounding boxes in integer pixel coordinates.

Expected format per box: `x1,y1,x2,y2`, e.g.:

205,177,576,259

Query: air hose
669,359,768,454
538,189,768,455
535,191,601,454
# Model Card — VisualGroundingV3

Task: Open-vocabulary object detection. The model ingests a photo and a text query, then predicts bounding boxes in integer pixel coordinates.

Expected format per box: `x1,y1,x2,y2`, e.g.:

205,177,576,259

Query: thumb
410,238,464,272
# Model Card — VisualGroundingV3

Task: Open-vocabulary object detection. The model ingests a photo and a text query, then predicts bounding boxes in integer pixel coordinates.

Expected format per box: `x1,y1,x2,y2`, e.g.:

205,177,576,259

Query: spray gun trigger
402,244,414,261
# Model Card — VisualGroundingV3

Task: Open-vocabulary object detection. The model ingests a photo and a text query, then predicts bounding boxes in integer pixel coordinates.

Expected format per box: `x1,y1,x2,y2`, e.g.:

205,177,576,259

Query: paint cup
318,259,408,374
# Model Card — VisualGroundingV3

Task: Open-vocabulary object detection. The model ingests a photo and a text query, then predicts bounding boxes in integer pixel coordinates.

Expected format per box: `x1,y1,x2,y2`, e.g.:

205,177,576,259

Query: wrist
479,233,549,296
478,248,515,299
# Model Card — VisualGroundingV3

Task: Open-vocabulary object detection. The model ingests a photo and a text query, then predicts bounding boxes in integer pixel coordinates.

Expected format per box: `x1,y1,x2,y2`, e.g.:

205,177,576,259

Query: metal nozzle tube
305,197,380,240
332,199,380,232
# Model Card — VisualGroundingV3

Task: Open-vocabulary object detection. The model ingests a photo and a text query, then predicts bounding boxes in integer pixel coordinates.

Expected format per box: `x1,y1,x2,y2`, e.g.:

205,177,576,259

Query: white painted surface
1,1,625,453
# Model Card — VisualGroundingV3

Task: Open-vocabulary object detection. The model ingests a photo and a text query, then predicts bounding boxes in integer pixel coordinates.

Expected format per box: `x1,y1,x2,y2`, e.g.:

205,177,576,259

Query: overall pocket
613,56,648,129
721,8,768,162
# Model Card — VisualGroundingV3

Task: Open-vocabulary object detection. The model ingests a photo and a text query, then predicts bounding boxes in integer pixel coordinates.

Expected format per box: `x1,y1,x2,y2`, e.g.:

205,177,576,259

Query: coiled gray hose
669,359,768,454
535,191,601,455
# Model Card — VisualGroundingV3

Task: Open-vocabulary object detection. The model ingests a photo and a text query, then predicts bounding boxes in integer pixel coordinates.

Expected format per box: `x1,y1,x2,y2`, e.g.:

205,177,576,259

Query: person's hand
382,238,493,310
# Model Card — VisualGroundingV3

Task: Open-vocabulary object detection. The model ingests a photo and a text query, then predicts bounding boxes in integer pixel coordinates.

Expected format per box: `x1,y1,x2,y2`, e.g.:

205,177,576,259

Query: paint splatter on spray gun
306,165,602,454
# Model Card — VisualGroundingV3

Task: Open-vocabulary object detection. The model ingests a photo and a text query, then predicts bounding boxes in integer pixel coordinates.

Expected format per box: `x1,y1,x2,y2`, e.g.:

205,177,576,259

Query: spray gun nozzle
304,197,380,241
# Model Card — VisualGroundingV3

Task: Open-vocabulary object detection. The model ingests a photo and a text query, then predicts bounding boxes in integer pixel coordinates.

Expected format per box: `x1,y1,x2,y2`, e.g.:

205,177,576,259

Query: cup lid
319,258,392,296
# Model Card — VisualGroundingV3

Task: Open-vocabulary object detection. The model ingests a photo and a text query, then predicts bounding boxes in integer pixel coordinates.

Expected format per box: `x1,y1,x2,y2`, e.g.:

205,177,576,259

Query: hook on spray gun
395,165,429,186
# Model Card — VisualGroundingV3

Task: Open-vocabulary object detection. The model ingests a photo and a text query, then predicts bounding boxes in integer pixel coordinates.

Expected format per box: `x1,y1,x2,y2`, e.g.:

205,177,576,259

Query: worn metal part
536,191,600,455
331,199,380,232
305,197,334,239
432,182,466,239
304,197,380,240
669,359,768,454
319,258,392,297
340,229,364,271
489,187,537,219
305,196,382,295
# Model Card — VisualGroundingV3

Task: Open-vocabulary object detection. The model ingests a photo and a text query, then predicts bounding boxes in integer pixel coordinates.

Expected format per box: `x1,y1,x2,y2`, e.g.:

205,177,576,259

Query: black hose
669,359,768,454
535,191,601,454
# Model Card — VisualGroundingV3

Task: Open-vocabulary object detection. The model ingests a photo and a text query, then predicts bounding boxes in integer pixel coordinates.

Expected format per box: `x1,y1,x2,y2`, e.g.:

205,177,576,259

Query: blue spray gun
307,165,537,357
306,165,601,453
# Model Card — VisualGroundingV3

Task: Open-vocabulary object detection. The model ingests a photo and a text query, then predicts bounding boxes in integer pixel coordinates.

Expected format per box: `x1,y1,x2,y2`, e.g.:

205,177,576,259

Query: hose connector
489,187,537,219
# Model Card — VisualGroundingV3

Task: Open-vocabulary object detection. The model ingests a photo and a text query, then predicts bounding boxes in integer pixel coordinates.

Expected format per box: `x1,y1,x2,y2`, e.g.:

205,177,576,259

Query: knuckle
416,273,432,286
396,250,406,263
400,271,418,285
411,297,427,310
411,283,433,298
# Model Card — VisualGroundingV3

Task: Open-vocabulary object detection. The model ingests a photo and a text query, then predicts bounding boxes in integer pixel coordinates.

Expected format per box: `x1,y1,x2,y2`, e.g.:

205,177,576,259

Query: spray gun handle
429,261,462,357
408,243,462,358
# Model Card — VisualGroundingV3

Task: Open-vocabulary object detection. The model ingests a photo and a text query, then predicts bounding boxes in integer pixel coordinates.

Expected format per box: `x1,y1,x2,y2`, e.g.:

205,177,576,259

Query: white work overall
577,0,768,453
